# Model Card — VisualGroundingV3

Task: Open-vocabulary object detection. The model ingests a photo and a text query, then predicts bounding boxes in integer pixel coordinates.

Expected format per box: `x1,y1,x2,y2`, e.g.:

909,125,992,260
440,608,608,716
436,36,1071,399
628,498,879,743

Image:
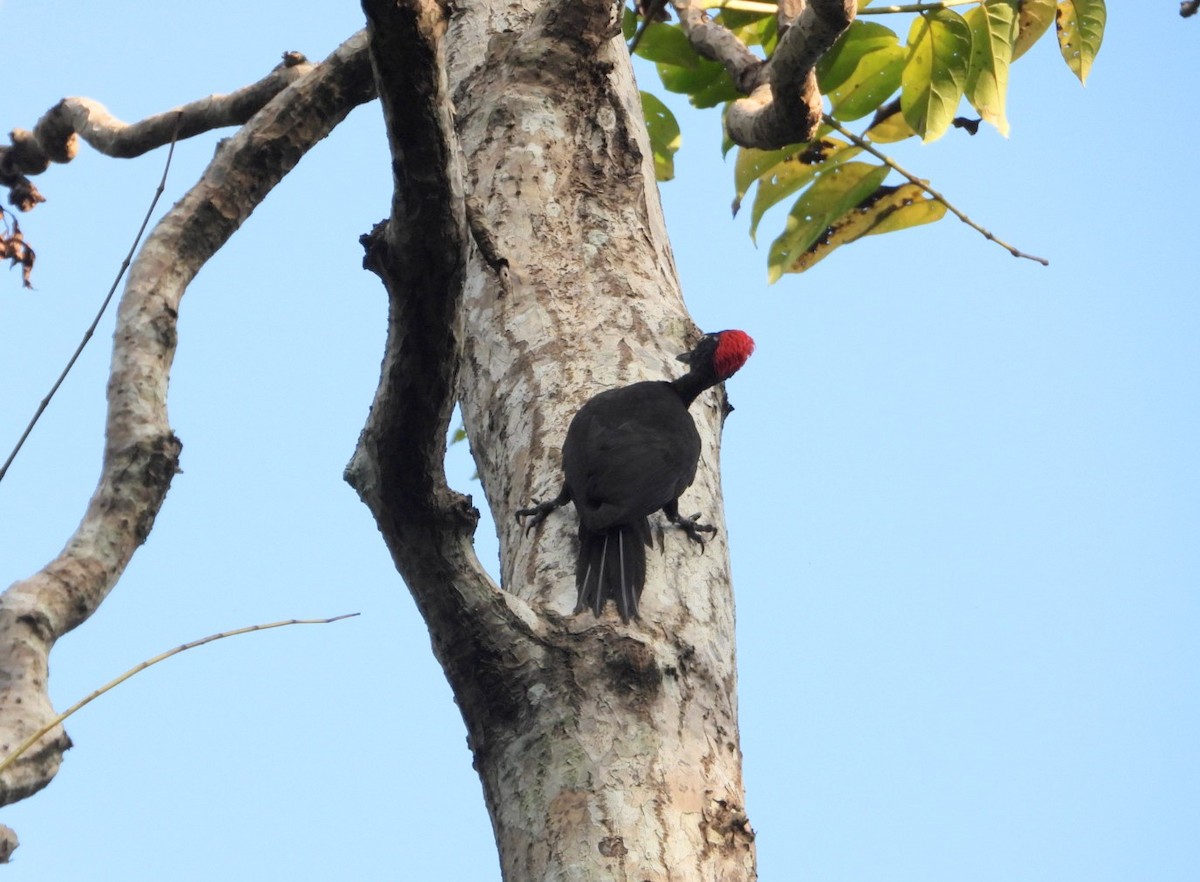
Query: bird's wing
566,400,700,530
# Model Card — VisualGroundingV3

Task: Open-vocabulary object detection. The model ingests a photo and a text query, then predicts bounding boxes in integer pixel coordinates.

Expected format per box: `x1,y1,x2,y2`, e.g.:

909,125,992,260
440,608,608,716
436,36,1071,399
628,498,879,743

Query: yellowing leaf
864,109,916,143
749,139,861,241
965,0,1018,137
1056,0,1105,84
778,183,946,274
901,10,974,142
641,92,681,182
862,184,947,237
1012,0,1056,60
767,162,890,282
734,145,803,212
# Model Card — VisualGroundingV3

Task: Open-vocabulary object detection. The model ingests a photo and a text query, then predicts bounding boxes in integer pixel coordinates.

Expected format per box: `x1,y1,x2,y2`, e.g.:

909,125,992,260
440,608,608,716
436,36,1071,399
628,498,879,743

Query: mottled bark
6,2,761,876
354,0,757,878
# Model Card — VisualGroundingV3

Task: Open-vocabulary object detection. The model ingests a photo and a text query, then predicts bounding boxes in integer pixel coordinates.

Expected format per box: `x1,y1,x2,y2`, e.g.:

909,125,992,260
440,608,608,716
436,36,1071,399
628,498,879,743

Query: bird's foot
674,512,717,549
515,488,570,535
515,499,553,534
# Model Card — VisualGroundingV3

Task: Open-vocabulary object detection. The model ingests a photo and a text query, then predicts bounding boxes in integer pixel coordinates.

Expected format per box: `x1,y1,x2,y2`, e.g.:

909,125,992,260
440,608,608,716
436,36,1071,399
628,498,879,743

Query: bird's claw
515,498,553,535
676,513,717,549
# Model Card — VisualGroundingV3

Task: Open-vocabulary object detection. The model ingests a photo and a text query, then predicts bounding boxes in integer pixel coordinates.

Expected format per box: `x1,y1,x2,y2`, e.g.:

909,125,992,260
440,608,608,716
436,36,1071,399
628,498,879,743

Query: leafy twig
0,115,181,487
824,115,1049,265
0,613,360,776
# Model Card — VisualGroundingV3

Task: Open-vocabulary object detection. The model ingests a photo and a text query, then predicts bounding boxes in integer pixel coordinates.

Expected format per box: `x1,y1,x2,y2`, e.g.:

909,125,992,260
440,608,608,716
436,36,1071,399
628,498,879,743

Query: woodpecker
516,330,755,622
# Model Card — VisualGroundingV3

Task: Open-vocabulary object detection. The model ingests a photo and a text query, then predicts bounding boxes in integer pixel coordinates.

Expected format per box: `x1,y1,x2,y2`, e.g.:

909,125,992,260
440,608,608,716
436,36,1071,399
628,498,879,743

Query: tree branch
673,0,765,93
824,115,1050,265
0,53,314,212
0,31,374,810
349,0,550,737
725,0,855,148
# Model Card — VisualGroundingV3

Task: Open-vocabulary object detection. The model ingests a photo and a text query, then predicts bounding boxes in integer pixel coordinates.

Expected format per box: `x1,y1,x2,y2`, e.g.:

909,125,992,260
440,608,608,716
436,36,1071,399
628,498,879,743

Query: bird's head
676,330,755,381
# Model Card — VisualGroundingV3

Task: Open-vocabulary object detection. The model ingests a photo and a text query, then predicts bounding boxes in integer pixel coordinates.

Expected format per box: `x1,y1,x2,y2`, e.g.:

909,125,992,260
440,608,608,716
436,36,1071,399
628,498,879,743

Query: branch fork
665,0,855,149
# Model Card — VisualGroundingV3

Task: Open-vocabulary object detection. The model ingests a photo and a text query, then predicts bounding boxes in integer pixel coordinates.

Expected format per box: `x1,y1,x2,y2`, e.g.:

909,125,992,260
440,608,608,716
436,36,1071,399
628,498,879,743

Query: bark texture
354,0,756,878
0,33,374,811
6,2,764,876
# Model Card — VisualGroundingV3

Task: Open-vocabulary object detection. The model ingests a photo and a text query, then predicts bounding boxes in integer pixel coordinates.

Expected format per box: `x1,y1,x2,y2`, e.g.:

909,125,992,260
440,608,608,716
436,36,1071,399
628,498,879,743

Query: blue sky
2,2,1197,879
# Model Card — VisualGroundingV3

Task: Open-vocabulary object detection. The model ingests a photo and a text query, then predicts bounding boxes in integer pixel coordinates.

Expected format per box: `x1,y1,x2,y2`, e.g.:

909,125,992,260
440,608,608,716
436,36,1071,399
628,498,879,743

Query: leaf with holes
965,0,1018,136
819,22,907,122
1012,0,1055,60
749,139,862,241
641,92,681,182
901,10,973,142
766,162,890,282
862,184,947,237
734,145,800,215
775,182,947,274
1056,0,1105,84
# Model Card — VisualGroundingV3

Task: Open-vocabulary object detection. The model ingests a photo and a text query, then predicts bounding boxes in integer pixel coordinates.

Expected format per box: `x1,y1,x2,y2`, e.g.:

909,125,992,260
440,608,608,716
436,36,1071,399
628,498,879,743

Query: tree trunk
353,1,756,878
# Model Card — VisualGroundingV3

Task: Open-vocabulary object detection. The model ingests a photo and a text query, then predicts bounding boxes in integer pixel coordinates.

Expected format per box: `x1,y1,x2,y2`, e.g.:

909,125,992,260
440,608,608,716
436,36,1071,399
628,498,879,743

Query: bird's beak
676,337,704,363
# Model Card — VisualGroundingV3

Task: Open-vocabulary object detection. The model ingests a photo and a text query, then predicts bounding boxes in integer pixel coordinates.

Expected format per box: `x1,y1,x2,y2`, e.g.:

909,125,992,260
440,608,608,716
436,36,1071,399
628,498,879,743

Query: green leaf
641,92,681,182
818,22,900,93
657,58,740,108
965,0,1018,137
637,22,705,68
901,10,973,142
818,22,906,122
622,5,637,40
1012,0,1056,60
734,145,801,212
749,139,861,240
767,162,890,282
718,8,776,51
1056,0,1105,84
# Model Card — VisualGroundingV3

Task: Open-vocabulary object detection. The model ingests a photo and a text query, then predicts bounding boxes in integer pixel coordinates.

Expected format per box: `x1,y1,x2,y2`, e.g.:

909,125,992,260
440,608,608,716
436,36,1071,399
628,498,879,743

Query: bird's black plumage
516,330,754,622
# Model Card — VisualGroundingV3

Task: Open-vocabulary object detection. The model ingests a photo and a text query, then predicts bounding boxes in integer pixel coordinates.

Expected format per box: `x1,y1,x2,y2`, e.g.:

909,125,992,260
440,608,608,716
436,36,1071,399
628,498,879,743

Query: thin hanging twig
0,613,360,776
0,113,183,487
825,115,1049,265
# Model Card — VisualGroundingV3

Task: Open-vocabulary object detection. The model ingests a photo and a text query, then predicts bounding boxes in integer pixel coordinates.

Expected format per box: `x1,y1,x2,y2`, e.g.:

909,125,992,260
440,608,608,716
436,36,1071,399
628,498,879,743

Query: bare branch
349,1,546,689
726,0,855,148
673,0,765,92
0,614,359,784
0,52,312,211
0,32,374,810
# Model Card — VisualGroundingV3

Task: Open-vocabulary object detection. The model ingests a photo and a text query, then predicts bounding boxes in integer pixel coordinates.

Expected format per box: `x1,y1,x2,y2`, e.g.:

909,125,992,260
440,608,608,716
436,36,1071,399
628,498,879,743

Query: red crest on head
713,330,755,380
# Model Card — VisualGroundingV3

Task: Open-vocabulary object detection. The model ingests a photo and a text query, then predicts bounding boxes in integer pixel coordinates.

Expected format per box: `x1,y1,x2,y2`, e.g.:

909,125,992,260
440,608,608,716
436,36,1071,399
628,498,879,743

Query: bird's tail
575,519,652,623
